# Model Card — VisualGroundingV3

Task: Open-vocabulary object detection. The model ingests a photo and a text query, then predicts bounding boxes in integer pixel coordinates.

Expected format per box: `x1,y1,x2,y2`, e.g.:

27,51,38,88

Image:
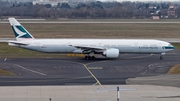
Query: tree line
0,1,180,19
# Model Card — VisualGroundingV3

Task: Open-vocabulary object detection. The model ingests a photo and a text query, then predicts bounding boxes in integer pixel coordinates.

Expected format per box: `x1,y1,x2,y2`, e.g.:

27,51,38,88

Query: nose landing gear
160,56,163,60
160,52,166,60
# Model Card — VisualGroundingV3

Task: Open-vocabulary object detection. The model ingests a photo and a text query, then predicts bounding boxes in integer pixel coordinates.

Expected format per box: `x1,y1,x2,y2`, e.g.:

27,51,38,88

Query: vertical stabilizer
8,18,34,40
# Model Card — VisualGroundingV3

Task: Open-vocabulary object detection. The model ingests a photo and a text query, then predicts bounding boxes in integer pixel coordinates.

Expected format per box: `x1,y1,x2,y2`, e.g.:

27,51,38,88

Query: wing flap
70,45,105,50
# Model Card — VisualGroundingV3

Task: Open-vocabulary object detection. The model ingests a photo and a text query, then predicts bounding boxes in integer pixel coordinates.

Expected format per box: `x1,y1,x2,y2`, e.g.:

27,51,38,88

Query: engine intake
103,48,119,58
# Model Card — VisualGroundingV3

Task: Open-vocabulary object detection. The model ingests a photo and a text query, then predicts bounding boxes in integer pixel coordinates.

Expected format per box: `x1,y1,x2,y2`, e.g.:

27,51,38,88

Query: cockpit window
164,44,175,49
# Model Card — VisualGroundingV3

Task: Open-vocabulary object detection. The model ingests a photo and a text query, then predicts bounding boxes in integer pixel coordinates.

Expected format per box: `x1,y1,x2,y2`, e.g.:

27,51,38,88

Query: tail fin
8,18,34,40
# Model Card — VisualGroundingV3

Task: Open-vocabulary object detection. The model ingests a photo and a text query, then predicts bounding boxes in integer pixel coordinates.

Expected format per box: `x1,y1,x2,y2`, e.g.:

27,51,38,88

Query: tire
160,56,163,60
85,56,88,60
92,56,96,60
88,56,91,60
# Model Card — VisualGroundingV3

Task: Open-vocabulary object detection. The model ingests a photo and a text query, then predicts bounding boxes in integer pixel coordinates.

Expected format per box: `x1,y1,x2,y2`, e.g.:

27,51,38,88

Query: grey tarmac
0,50,179,86
0,51,180,101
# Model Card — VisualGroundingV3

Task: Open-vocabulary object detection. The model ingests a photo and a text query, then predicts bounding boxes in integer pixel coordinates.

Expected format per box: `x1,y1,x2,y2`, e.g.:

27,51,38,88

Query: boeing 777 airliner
8,18,174,60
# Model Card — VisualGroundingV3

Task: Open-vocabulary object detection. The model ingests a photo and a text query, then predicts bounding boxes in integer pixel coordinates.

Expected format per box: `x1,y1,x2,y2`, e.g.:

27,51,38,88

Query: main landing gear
84,52,96,60
85,56,96,60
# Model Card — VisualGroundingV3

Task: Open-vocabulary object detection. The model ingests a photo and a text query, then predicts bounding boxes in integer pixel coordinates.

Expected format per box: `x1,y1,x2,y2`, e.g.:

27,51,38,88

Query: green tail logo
12,25,33,38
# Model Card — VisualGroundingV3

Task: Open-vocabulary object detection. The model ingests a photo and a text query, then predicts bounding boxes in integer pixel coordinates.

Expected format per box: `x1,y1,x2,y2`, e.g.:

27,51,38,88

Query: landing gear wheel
88,56,91,60
160,56,163,60
84,56,96,60
92,56,96,60
85,56,88,60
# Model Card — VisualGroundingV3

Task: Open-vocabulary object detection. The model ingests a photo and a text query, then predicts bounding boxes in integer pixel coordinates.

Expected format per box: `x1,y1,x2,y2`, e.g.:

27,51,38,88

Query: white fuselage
9,39,174,54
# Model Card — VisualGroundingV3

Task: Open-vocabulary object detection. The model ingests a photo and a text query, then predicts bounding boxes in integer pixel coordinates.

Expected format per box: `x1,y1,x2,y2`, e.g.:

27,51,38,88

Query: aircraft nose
164,43,175,50
168,44,175,50
170,43,175,49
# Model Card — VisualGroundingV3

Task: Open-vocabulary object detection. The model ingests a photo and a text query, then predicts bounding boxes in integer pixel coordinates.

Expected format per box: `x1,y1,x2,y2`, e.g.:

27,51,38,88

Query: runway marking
67,54,84,57
78,63,103,87
72,76,92,79
86,60,110,65
145,62,180,75
58,60,104,88
93,82,99,86
123,54,153,60
88,67,103,70
4,58,7,61
15,64,46,76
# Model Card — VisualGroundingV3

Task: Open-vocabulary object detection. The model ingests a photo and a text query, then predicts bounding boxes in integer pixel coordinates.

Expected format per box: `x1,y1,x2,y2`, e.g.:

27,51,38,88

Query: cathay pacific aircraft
8,18,174,60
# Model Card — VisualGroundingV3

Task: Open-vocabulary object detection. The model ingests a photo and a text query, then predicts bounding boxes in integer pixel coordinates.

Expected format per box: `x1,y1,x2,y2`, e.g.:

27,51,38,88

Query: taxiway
0,50,179,86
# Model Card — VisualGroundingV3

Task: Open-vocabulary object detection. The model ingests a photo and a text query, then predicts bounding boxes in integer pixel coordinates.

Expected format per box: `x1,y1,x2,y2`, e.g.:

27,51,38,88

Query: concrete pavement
0,85,180,101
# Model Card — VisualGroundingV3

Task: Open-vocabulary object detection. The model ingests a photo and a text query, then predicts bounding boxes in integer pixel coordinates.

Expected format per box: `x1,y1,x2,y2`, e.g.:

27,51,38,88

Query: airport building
168,4,176,18
32,0,95,7
32,0,69,6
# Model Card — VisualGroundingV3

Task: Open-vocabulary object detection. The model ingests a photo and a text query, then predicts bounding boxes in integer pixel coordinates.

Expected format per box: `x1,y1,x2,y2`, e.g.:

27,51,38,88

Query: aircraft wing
8,41,29,46
70,45,105,50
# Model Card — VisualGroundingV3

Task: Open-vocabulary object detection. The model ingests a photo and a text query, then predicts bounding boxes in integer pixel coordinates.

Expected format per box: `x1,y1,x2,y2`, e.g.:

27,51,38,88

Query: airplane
8,17,174,60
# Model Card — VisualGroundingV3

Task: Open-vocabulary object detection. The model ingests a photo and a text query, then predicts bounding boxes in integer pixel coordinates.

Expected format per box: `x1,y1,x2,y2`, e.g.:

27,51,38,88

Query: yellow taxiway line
58,60,104,88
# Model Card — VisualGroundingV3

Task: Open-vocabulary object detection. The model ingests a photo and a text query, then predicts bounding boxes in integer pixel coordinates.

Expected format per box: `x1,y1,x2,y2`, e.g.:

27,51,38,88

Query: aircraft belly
20,46,41,52
118,46,163,54
21,45,70,53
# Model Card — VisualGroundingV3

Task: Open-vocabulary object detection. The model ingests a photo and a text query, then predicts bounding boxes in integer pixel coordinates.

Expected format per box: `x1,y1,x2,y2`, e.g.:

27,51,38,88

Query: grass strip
172,43,180,50
0,69,16,76
167,64,180,74
1,23,180,38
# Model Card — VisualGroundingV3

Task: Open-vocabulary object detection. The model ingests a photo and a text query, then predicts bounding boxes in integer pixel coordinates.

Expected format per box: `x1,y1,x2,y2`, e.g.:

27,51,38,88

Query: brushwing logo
12,25,32,38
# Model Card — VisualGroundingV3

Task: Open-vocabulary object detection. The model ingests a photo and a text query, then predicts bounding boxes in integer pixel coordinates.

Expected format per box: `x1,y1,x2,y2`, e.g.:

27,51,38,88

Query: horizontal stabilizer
8,41,29,46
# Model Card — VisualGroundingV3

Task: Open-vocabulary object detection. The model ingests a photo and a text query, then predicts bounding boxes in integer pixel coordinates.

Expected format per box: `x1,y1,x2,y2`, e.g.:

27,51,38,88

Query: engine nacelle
103,48,119,58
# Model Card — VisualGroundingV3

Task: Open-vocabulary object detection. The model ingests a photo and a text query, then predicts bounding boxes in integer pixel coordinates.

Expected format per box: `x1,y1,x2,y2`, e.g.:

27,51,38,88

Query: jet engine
103,48,119,58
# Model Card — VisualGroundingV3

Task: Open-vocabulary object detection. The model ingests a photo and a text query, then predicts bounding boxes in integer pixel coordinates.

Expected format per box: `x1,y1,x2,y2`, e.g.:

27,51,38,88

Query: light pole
96,86,136,101
117,86,120,101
